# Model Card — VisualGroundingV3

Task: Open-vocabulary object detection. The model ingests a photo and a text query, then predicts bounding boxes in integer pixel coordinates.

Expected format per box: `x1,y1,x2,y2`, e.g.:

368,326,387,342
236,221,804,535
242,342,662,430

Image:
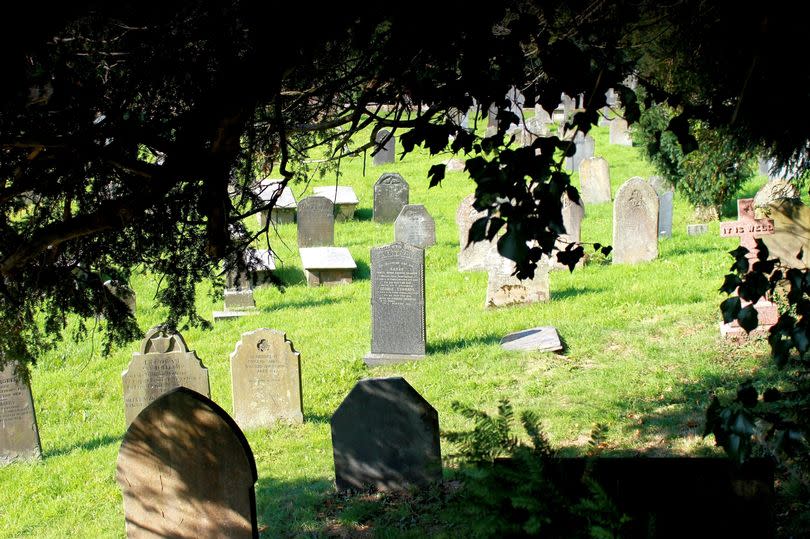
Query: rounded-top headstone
394,204,436,249
373,129,395,166
296,195,335,248
456,194,496,271
373,173,409,223
612,177,659,264
648,175,674,196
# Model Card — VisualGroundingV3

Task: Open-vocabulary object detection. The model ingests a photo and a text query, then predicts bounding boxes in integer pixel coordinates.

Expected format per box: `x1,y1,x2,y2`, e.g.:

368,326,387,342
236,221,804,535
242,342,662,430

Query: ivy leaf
719,273,742,295
427,164,445,188
555,244,584,272
720,296,741,323
736,382,758,408
600,245,612,257
737,304,759,333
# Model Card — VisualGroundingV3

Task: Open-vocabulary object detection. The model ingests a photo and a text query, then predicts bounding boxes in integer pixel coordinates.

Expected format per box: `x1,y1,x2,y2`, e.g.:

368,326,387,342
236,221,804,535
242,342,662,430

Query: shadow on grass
354,259,370,281
261,296,345,313
254,475,335,538
303,412,333,425
44,434,120,459
551,283,606,301
354,208,373,222
272,266,306,286
426,333,502,354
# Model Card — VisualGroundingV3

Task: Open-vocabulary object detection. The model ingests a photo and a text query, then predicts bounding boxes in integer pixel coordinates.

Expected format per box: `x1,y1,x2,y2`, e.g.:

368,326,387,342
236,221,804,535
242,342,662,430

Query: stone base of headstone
500,327,563,352
213,310,257,322
304,268,353,286
720,298,779,341
363,352,427,367
334,203,357,221
687,224,709,236
224,289,256,310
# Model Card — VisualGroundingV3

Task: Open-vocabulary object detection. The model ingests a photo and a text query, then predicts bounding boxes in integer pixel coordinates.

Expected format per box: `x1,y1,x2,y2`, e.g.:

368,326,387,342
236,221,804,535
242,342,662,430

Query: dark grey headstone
297,196,335,247
331,377,441,492
658,191,674,238
365,242,425,365
373,173,409,223
0,362,41,465
117,388,258,538
565,133,595,172
500,327,563,352
394,205,436,249
373,129,395,165
613,177,659,264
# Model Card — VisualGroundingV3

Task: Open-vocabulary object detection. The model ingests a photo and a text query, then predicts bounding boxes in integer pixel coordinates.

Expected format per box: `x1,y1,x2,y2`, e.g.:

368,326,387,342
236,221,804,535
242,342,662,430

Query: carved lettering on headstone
394,205,436,249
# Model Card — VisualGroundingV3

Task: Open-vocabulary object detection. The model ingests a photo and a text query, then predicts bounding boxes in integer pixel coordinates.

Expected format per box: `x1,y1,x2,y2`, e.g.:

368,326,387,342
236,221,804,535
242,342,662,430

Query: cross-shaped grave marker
719,198,778,339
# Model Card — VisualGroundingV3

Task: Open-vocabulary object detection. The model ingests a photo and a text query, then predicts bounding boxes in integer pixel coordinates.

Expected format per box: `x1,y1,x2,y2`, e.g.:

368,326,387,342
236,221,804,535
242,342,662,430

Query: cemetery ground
0,120,785,537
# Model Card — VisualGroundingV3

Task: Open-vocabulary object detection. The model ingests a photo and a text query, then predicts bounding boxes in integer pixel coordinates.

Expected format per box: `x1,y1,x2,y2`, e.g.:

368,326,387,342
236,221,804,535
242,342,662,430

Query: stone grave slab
230,329,302,429
213,310,255,322
373,173,409,223
365,242,425,365
0,362,41,465
486,256,551,308
578,157,611,204
687,224,709,236
612,177,659,264
299,247,356,286
456,194,497,271
117,387,258,538
394,204,436,249
122,327,210,426
373,129,395,165
256,178,297,226
500,327,563,352
609,117,632,146
658,191,674,238
313,185,359,221
331,377,441,492
297,196,335,248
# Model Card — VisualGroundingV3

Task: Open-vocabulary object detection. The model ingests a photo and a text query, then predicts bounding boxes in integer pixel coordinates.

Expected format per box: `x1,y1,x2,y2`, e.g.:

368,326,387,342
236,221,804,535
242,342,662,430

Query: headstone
565,133,595,172
759,199,810,270
533,104,551,125
612,177,659,264
224,289,256,310
579,157,612,204
609,118,633,146
103,280,136,315
296,196,335,247
753,180,800,208
506,86,525,128
331,377,441,492
444,158,466,172
256,179,297,226
230,329,303,429
648,175,674,196
0,362,41,465
486,256,550,308
394,205,436,249
299,247,356,286
605,87,618,106
486,102,498,128
560,93,575,123
500,327,563,352
758,157,792,180
687,224,709,236
365,242,426,365
313,185,359,221
719,198,778,340
456,194,497,271
117,388,258,538
373,173,409,223
121,327,210,426
552,193,586,270
373,129,395,166
520,116,549,146
658,191,674,238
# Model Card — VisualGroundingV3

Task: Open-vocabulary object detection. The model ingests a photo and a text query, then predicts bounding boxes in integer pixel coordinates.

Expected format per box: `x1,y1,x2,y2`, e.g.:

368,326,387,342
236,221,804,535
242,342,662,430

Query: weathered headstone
444,158,466,172
687,224,709,236
565,133,595,172
227,249,276,290
299,247,356,286
297,195,335,248
719,199,778,340
486,256,550,308
552,193,586,270
0,362,41,465
500,327,563,352
373,129,395,166
256,179,297,226
609,117,633,146
579,157,612,204
456,195,497,272
230,329,302,429
103,280,136,315
117,387,258,538
394,205,436,249
658,191,674,238
373,173,409,223
121,327,210,426
224,289,256,311
331,377,441,492
313,185,360,221
365,242,426,365
519,116,549,146
486,102,498,128
758,199,810,270
612,177,659,264
753,179,800,209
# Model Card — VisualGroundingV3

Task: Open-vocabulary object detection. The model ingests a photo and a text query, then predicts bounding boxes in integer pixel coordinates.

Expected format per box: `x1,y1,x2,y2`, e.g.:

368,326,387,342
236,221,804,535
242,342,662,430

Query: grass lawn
0,119,779,537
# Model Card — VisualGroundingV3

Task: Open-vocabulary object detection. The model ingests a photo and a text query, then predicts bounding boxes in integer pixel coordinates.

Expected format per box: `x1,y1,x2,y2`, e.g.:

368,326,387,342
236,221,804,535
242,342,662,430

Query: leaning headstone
121,327,210,426
117,388,258,538
609,118,633,146
612,177,659,264
565,133,595,172
331,377,441,492
297,195,335,248
373,129,395,166
0,362,41,465
500,327,563,352
753,180,800,209
687,224,709,236
365,242,426,365
456,195,497,271
299,247,356,286
486,256,551,308
256,179,297,226
552,193,586,270
373,173,409,223
230,329,303,429
579,157,612,204
759,199,810,270
394,205,436,249
313,186,360,221
658,191,674,238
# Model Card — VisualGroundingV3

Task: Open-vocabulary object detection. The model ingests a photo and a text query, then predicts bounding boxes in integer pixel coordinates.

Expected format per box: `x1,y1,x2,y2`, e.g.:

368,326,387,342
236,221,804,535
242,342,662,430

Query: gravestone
505,86,525,128
256,179,297,226
299,247,356,286
533,104,551,125
444,158,466,172
313,185,359,221
658,191,674,238
394,204,436,249
552,192,586,270
224,289,256,311
486,102,498,128
373,129,395,166
365,242,426,365
500,327,563,352
122,327,210,426
486,256,551,308
331,377,441,492
456,194,497,271
565,133,595,172
227,249,276,290
520,116,549,146
117,388,258,538
609,118,633,146
648,175,674,196
230,329,303,429
612,177,659,264
0,362,41,465
758,199,810,270
297,196,335,248
687,224,709,236
578,157,612,204
719,199,778,340
104,280,136,315
373,173,409,223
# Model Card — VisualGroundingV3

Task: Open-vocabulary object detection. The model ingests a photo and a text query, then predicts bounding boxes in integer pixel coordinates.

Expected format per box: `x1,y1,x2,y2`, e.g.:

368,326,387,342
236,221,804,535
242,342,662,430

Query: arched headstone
372,130,395,165
297,196,335,248
373,173,409,223
612,177,659,264
579,157,611,204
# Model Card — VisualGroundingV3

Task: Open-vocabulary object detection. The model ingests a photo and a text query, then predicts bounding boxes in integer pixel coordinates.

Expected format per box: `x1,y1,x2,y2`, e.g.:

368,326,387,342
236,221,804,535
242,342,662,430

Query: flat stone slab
313,186,359,205
500,327,563,352
256,179,297,208
299,247,357,270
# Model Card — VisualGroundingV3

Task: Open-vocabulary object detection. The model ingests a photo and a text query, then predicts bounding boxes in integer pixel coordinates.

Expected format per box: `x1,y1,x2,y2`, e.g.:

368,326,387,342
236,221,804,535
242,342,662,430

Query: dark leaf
720,296,741,324
737,382,758,408
737,304,759,333
719,273,742,295
427,164,445,188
